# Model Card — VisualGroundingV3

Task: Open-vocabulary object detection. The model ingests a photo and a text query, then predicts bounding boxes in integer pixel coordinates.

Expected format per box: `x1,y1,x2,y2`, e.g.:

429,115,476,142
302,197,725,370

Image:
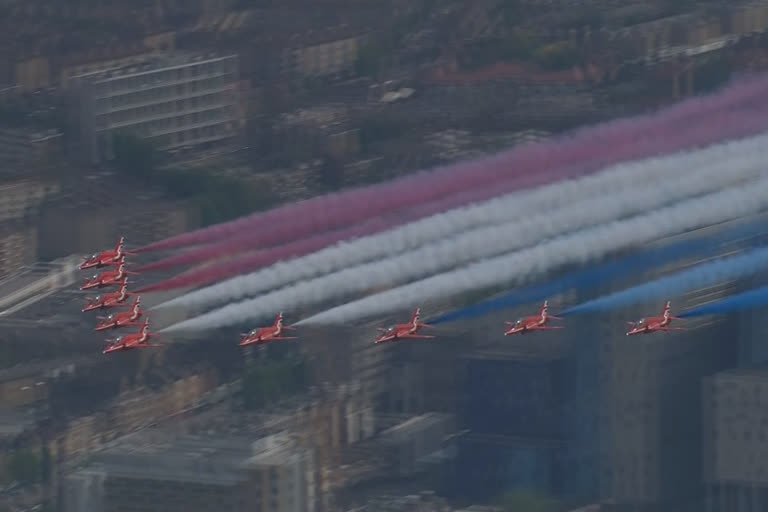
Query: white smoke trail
155,132,768,313
161,151,768,332
290,176,768,326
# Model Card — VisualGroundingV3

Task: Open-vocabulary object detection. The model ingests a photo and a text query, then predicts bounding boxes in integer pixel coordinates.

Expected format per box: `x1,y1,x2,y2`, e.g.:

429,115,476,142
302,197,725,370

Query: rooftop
717,366,768,379
379,412,453,443
72,52,236,85
89,431,306,484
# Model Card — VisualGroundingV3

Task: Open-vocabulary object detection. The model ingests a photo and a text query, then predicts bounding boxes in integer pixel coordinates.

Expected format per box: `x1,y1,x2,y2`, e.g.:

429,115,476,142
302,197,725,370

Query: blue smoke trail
431,217,768,324
680,286,768,318
560,247,768,315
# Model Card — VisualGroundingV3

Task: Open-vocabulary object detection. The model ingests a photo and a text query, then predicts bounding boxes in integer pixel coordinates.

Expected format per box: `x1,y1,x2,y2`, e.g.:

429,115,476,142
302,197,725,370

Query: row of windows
151,123,236,150
94,58,236,97
96,75,235,112
101,93,234,128
102,107,233,139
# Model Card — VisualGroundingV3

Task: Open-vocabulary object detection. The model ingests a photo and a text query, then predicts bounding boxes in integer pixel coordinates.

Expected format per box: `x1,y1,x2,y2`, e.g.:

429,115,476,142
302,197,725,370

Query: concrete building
456,346,567,502
69,53,240,163
561,214,767,511
247,433,318,512
702,367,768,512
0,179,58,224
0,222,38,279
62,433,318,512
0,127,63,173
378,413,455,477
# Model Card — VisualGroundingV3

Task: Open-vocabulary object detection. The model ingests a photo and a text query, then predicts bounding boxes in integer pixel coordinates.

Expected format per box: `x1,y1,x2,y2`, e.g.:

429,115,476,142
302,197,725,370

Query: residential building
62,433,318,512
564,216,762,511
0,222,37,278
0,127,63,172
702,367,768,512
69,53,240,163
0,179,57,223
247,433,318,512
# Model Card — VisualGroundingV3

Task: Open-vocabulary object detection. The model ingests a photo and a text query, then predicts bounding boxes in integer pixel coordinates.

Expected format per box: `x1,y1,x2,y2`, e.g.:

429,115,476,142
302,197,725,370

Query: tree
241,358,307,410
500,490,564,512
496,0,522,28
7,448,41,484
355,45,382,78
503,29,536,61
0,100,31,128
318,154,345,190
112,133,159,179
532,41,582,71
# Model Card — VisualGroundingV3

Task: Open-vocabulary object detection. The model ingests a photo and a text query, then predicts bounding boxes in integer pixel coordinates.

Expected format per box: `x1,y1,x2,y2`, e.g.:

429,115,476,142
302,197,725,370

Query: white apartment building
70,53,240,163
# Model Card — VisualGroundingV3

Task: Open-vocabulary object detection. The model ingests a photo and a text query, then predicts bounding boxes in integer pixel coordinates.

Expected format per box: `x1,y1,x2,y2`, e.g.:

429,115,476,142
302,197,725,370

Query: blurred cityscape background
1,0,768,511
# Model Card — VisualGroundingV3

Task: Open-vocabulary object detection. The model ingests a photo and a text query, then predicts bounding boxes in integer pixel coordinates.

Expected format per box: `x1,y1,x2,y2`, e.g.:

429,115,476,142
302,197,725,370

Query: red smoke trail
135,219,391,292
136,75,768,254
139,103,768,291
141,97,768,276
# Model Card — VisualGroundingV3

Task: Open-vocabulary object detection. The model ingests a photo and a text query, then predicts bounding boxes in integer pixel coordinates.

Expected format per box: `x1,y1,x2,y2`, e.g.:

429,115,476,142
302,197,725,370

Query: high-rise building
69,53,240,163
572,215,760,511
702,366,768,512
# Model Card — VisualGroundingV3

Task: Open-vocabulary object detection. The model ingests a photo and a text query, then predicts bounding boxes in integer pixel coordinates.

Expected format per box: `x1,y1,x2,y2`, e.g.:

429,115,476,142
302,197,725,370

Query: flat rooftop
75,52,236,84
90,431,304,484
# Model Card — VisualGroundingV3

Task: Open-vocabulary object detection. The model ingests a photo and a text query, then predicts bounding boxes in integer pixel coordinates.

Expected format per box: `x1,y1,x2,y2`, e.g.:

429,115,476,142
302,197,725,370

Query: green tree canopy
241,358,308,410
532,41,582,71
112,132,159,179
111,133,276,227
500,490,565,512
7,448,41,484
355,45,382,77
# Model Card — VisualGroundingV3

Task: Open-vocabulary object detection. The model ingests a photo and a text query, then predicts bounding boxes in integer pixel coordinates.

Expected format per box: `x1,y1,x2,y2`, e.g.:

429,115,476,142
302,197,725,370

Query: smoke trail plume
680,286,768,318
138,75,768,254
430,216,768,324
559,248,768,315
162,172,768,332
142,101,768,276
137,218,390,284
283,177,768,328
153,130,768,312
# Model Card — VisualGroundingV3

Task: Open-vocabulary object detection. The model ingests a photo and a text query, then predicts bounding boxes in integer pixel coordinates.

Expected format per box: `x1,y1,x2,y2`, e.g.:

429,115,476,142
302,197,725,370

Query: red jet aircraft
626,301,685,336
82,281,133,312
375,308,435,344
80,261,137,291
239,312,297,348
103,320,162,354
79,237,135,270
95,297,144,331
504,300,564,335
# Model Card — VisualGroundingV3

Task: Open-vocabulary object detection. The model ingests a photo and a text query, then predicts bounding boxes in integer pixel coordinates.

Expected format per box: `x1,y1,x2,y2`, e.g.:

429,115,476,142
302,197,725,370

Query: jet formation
79,238,160,354
78,238,688,354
